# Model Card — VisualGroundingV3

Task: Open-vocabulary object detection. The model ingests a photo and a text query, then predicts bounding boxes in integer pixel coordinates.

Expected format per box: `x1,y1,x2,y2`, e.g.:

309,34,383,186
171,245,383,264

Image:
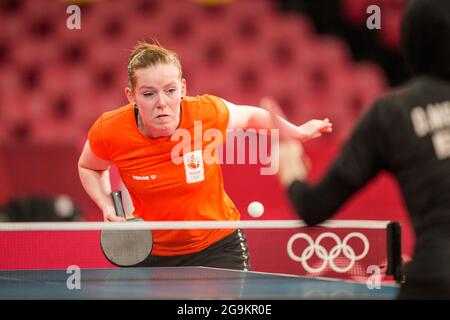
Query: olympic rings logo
286,232,370,273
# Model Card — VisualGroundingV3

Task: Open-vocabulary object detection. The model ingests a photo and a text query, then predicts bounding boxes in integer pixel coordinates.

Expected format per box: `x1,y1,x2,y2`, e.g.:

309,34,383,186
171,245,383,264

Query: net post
386,221,404,283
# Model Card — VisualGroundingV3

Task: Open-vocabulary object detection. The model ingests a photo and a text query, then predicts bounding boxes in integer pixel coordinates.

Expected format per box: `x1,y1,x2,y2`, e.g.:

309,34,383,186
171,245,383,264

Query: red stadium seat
341,0,372,25
267,11,315,44
379,9,403,50
14,38,58,70
0,14,25,41
352,62,387,112
40,66,91,95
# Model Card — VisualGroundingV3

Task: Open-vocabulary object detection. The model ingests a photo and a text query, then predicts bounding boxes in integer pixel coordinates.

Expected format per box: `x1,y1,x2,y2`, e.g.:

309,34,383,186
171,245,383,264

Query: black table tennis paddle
100,191,152,267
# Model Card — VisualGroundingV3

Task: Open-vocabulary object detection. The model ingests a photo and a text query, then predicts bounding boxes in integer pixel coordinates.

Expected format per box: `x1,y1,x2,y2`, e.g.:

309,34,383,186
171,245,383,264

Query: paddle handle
111,191,126,218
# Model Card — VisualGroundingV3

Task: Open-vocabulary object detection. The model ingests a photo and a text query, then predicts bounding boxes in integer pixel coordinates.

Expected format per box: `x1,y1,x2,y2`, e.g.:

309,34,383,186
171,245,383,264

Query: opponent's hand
277,140,311,186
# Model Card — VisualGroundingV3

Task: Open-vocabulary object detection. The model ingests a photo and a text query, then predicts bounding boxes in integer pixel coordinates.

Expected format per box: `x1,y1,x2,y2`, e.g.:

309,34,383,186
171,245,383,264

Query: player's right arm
78,140,125,222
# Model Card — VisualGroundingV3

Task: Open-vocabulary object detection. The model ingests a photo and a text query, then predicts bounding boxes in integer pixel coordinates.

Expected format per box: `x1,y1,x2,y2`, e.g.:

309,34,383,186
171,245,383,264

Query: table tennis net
0,220,402,283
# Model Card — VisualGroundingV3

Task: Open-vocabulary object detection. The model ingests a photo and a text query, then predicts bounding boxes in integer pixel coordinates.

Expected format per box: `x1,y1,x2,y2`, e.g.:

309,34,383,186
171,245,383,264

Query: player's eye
143,92,154,97
167,88,176,94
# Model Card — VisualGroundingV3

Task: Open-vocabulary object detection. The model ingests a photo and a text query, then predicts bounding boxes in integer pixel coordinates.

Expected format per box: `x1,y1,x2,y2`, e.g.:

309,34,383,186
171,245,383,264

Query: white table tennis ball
247,201,264,218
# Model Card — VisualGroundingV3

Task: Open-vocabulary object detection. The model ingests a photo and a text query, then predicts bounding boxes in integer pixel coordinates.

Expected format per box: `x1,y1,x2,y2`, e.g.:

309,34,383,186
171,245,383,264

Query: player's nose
155,93,168,109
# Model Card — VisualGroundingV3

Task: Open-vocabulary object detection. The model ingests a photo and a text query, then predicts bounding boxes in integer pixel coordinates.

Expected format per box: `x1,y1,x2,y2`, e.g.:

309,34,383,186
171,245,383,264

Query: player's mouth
154,114,171,122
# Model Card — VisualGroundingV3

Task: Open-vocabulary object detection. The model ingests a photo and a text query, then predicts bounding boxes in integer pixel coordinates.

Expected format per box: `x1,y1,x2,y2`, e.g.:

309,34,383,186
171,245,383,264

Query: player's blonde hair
127,41,182,89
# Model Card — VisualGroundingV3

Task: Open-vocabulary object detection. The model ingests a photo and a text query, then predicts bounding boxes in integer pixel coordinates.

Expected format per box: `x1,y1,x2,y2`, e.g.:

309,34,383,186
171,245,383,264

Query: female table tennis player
78,41,332,270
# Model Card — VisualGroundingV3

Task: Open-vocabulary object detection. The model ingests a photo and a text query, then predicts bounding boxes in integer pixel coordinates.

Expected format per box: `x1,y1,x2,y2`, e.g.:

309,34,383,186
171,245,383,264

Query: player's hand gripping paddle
100,191,152,267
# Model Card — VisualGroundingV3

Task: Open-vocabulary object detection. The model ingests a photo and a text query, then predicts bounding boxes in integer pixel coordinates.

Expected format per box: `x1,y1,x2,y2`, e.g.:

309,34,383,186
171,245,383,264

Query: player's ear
181,78,187,99
125,87,135,105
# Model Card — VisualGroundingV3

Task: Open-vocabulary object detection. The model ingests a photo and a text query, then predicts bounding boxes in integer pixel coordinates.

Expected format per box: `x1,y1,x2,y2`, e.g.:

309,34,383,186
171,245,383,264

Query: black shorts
136,229,250,271
398,283,450,300
398,230,450,300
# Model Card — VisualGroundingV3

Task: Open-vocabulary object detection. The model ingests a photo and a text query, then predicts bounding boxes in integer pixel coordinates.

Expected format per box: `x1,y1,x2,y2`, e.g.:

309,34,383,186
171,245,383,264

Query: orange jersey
88,95,240,255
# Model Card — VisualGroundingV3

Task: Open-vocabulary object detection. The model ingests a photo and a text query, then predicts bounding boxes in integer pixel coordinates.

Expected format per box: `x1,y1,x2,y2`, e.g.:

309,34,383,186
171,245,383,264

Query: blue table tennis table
0,267,399,299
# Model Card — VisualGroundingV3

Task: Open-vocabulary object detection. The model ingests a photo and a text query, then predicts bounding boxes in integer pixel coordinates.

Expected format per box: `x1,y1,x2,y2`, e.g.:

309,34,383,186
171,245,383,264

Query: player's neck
137,111,180,139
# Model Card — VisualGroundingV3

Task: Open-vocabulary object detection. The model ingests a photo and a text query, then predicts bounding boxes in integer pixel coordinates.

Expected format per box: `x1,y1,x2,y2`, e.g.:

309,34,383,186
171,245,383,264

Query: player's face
128,63,186,138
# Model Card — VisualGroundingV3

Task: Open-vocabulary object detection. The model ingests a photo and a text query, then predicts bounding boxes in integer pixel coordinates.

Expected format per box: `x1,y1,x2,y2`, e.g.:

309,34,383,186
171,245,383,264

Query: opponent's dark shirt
288,76,450,294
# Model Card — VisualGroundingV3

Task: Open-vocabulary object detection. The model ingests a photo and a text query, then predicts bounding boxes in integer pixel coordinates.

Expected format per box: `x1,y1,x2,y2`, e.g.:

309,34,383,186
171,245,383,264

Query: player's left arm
222,98,332,142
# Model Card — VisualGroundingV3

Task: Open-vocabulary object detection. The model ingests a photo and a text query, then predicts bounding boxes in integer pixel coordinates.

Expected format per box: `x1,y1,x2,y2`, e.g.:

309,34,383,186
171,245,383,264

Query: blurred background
0,0,413,258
